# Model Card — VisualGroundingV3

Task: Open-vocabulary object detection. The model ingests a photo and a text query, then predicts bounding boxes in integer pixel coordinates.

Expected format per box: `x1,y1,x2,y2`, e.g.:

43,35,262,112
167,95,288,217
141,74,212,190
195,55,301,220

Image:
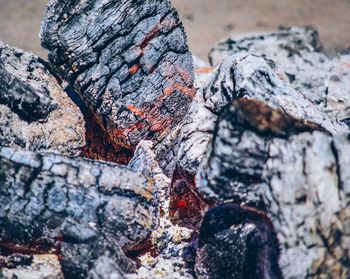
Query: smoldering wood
193,69,350,278
1,0,350,277
173,46,350,278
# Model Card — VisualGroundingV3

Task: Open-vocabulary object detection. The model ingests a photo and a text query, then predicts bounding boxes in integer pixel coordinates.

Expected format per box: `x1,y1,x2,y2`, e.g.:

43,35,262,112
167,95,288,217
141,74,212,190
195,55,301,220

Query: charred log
40,0,195,166
0,147,155,278
192,59,350,277
196,98,330,206
177,54,344,178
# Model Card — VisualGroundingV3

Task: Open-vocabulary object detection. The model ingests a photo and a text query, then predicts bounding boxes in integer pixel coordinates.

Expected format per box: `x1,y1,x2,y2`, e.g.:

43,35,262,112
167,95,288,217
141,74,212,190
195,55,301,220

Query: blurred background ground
0,0,349,62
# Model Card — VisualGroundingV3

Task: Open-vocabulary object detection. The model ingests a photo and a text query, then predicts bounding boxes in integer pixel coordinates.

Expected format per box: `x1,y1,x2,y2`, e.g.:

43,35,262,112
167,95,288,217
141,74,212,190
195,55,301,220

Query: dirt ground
0,0,349,61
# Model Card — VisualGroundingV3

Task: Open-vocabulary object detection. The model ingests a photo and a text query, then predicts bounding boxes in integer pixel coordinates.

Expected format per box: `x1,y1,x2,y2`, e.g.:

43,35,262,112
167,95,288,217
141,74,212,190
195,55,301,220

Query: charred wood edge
228,98,330,139
65,85,134,164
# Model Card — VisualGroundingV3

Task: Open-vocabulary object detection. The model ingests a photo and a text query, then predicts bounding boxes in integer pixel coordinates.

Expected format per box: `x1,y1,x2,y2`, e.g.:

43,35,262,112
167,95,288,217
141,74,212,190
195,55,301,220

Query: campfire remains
1,1,350,278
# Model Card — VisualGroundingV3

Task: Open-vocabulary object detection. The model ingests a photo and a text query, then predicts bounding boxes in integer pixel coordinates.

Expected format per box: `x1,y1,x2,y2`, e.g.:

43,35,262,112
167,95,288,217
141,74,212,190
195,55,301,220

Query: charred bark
191,56,350,277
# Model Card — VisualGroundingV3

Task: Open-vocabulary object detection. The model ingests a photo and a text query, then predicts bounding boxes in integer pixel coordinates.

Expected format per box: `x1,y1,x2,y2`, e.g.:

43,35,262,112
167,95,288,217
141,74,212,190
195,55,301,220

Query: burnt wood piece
196,99,350,277
0,254,64,279
262,131,350,278
209,27,350,122
0,42,85,155
194,204,282,279
0,147,155,278
177,54,345,177
41,0,195,159
197,98,328,207
190,54,350,277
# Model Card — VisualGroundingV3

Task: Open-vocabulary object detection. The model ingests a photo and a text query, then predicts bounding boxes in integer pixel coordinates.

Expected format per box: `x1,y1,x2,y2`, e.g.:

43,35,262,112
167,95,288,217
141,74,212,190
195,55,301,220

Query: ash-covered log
190,56,350,277
0,43,85,155
263,131,350,278
40,0,195,169
209,27,350,122
169,49,350,278
177,54,345,179
197,98,329,207
0,147,155,278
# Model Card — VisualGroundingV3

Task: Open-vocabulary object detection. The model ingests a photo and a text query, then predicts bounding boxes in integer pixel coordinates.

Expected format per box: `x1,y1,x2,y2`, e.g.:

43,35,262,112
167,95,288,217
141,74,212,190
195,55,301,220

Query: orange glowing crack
196,67,214,74
129,64,141,75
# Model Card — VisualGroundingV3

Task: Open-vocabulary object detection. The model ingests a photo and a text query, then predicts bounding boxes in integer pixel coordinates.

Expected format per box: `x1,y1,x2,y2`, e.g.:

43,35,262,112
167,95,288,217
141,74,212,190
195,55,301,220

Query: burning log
40,0,195,171
2,0,350,277
0,147,155,278
0,43,85,155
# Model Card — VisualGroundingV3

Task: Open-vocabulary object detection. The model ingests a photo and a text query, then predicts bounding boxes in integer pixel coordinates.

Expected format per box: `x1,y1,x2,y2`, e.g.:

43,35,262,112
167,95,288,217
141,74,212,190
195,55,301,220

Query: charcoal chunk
194,204,282,279
209,27,350,121
0,43,85,155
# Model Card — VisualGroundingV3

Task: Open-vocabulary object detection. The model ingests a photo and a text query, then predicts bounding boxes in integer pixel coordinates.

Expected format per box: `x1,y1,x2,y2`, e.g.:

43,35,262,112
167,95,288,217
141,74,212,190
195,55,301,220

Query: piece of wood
41,0,195,160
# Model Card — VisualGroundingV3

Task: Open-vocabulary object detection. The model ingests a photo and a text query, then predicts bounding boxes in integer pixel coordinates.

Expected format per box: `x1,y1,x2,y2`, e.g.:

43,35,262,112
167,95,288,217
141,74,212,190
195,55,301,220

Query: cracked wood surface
41,0,195,154
191,55,350,277
177,53,345,177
